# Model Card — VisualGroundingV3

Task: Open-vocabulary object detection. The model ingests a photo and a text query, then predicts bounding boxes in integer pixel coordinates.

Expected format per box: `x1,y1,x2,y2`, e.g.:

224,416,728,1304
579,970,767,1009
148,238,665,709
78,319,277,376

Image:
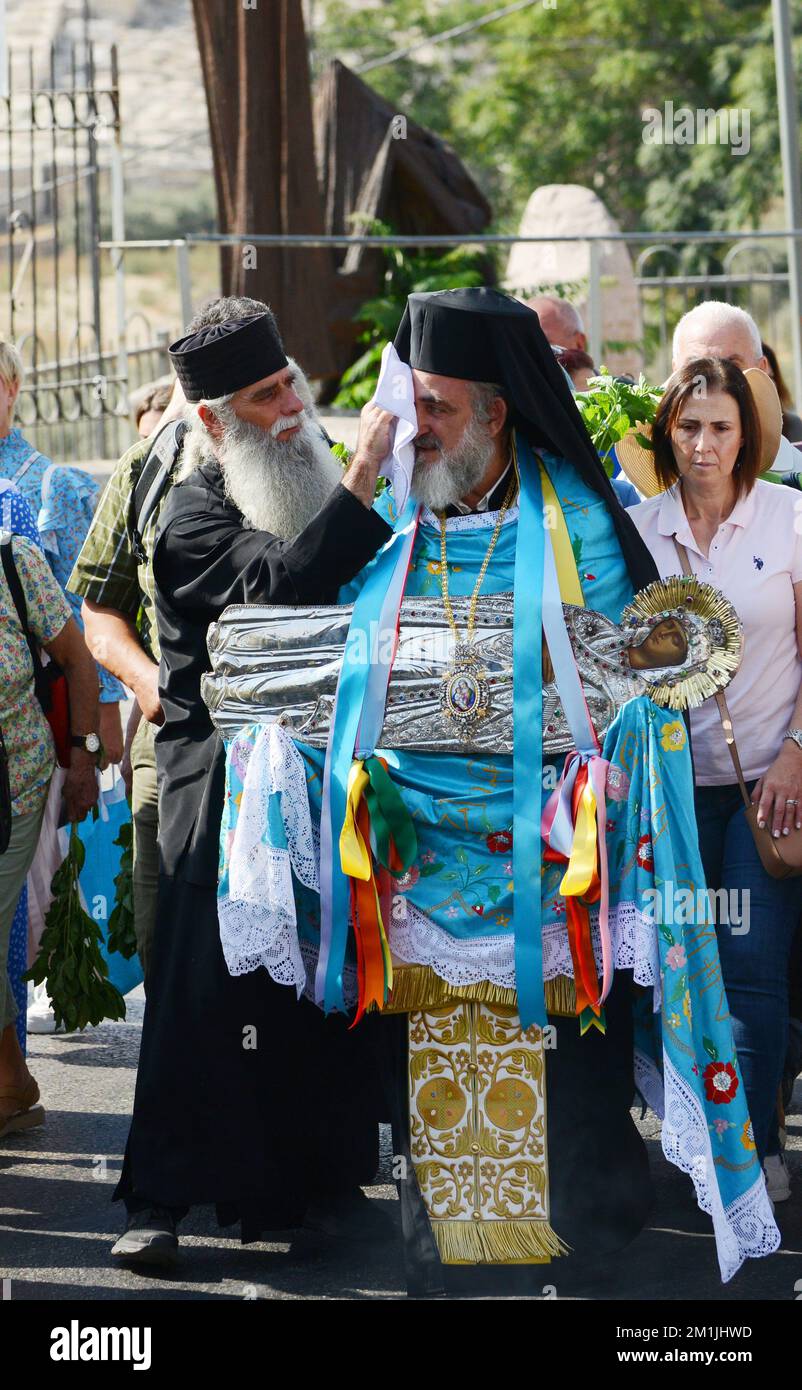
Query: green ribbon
363,756,418,871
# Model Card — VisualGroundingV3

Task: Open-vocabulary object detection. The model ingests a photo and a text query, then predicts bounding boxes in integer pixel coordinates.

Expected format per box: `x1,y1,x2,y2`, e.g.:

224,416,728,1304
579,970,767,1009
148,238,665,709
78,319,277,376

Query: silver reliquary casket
201,578,743,757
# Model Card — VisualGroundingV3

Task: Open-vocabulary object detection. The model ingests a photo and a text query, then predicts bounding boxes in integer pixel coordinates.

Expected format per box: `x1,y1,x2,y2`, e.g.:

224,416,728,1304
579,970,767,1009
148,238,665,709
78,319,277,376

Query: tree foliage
313,0,801,234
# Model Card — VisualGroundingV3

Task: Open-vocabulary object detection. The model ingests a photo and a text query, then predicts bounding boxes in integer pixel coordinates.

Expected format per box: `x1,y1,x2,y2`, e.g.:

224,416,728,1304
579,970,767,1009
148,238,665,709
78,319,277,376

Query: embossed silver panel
202,593,660,754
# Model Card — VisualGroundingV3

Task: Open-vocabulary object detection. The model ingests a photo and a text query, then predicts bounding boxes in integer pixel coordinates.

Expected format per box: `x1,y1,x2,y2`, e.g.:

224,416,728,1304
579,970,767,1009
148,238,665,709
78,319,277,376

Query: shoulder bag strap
673,536,752,811
0,534,50,708
128,418,188,563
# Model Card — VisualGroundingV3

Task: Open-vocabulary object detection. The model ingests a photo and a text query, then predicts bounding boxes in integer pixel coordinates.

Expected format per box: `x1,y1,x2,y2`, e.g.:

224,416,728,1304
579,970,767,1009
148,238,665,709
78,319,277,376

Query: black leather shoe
110,1206,179,1267
302,1189,397,1244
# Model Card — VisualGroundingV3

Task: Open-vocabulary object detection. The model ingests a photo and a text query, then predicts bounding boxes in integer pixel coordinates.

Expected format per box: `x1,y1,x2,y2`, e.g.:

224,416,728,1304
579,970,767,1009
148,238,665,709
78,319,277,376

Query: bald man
525,295,587,352
672,300,799,474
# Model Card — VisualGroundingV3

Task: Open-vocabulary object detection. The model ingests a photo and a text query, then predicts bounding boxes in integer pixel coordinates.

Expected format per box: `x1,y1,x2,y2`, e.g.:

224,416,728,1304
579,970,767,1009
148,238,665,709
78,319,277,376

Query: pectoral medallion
440,643,490,740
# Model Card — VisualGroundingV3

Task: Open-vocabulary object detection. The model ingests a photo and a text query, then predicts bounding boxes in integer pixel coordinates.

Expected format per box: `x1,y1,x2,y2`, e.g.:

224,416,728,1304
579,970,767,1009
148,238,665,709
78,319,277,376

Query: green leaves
703,1036,719,1062
318,0,776,236
23,823,127,1033
575,372,663,458
106,819,137,961
331,220,488,408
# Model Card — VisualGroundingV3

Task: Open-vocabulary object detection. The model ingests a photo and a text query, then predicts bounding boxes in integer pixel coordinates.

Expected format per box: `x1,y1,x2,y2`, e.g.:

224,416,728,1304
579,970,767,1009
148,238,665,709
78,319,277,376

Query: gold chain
438,453,519,644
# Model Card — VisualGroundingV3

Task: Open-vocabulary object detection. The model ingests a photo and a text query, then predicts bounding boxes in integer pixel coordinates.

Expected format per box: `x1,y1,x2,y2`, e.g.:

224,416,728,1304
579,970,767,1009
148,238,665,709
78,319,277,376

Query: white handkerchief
369,342,418,514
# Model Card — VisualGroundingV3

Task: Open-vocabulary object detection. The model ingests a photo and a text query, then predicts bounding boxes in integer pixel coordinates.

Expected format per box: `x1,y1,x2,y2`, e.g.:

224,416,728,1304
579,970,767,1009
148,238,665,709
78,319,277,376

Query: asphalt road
2,988,801,1302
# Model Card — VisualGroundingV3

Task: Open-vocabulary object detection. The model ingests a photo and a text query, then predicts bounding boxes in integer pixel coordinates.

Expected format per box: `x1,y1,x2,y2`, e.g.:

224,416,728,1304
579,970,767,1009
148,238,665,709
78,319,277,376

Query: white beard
410,415,497,512
191,408,343,539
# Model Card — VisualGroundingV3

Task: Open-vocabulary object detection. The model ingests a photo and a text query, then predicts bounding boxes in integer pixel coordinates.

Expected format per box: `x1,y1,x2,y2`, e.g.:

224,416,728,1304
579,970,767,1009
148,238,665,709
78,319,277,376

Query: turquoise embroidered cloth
216,454,779,1279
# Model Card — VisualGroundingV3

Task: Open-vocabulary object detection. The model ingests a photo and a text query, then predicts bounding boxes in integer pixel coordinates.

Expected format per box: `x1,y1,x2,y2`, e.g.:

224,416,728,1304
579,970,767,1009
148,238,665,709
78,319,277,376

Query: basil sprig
575,370,663,466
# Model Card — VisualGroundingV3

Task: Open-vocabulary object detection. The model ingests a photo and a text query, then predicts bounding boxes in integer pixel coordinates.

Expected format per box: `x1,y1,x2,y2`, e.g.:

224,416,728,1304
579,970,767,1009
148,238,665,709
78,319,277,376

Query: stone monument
504,184,643,378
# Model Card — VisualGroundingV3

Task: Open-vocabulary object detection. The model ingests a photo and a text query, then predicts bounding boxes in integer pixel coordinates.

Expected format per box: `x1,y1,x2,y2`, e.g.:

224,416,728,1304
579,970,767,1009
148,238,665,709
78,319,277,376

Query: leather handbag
674,538,802,879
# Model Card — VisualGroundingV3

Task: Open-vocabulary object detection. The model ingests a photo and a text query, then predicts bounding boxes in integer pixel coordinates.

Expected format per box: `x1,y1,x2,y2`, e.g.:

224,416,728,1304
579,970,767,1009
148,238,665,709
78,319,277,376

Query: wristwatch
71,732,101,755
783,728,802,753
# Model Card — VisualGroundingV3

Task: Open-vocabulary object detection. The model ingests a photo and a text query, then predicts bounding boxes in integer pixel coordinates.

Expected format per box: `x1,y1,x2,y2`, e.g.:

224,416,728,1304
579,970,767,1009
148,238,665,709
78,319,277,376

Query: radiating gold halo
621,577,743,710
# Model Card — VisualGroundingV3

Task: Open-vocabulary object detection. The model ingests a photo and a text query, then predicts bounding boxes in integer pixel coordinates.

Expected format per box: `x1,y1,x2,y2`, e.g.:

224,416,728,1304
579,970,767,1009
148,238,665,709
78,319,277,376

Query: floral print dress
0,429,124,703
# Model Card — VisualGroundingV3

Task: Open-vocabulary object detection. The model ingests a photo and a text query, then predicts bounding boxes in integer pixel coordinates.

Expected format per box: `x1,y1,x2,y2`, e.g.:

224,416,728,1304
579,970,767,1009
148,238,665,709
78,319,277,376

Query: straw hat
615,367,784,498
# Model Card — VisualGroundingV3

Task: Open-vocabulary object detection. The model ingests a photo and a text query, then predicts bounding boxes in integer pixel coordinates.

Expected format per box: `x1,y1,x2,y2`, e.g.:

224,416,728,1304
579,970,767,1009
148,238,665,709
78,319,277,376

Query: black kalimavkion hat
393,287,659,593
169,312,288,403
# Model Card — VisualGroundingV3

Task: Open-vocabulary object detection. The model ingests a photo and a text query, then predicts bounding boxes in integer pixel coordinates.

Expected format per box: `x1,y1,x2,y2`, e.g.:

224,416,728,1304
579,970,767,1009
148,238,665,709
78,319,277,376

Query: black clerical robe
115,460,393,1234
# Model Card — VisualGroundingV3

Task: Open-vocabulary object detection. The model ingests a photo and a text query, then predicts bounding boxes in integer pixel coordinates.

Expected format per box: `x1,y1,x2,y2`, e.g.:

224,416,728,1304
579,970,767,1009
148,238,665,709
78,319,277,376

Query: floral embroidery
392,864,420,893
740,1119,756,1151
605,764,630,802
486,829,513,854
660,721,687,753
712,1117,731,1138
636,834,654,871
665,943,687,970
703,1061,739,1105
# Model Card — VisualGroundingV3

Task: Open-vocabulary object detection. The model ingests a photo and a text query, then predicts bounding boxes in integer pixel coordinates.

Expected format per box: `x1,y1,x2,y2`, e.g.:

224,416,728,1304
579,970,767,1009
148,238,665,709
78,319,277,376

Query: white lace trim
634,1046,665,1118
419,504,520,533
390,896,662,1005
220,725,317,994
661,1050,780,1282
391,896,517,986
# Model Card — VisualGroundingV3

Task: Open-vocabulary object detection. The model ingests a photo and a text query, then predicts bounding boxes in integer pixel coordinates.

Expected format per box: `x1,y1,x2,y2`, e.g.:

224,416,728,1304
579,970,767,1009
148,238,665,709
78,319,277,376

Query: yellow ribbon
340,758,395,1009
538,461,584,606
340,760,372,879
559,779,598,898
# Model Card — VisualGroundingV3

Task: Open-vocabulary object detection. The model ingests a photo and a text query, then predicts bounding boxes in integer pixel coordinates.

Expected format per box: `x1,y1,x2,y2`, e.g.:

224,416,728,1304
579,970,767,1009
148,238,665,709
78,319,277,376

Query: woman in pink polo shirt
628,356,802,1204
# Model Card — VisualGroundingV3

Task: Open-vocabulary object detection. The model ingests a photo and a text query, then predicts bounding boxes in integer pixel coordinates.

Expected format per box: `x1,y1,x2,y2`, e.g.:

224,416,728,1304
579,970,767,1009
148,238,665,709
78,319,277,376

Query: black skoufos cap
394,286,606,485
169,312,288,403
393,286,659,594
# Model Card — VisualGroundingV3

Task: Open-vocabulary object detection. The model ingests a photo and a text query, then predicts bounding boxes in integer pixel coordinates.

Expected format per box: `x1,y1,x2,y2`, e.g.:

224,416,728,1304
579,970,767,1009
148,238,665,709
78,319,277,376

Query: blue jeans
694,782,802,1161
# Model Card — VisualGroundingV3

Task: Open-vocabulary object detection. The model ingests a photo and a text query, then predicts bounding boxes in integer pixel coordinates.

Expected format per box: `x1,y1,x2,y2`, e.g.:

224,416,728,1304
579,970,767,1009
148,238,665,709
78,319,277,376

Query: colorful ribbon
539,462,613,1027
539,463,584,606
316,499,419,1013
339,755,417,1020
512,434,547,1029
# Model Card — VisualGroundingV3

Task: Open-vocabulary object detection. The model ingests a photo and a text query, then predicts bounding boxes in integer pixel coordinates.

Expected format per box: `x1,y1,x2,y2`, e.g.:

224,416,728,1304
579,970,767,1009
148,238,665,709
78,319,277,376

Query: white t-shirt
628,480,802,785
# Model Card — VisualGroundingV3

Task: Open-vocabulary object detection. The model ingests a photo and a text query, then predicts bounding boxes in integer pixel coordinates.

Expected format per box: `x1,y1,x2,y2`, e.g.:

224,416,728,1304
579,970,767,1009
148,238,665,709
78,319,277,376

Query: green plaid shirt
67,437,168,662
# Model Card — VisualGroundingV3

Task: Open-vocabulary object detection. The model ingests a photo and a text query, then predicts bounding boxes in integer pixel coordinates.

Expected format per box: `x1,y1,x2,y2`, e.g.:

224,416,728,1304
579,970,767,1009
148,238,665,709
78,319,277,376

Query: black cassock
114,460,394,1235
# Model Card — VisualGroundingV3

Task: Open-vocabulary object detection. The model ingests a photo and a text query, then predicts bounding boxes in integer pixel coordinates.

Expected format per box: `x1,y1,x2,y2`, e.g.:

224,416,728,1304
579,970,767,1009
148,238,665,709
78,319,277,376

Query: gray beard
212,410,343,539
410,416,497,512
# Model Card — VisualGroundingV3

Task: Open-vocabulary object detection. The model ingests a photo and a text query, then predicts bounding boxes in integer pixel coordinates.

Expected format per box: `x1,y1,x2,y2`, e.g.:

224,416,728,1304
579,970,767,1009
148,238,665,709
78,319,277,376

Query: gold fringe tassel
431,1218,570,1266
382,964,577,1018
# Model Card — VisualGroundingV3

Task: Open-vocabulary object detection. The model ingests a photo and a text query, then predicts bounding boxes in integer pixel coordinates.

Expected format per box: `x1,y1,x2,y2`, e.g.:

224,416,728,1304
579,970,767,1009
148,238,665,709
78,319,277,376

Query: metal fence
16,336,171,463
0,41,145,463
100,228,802,410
